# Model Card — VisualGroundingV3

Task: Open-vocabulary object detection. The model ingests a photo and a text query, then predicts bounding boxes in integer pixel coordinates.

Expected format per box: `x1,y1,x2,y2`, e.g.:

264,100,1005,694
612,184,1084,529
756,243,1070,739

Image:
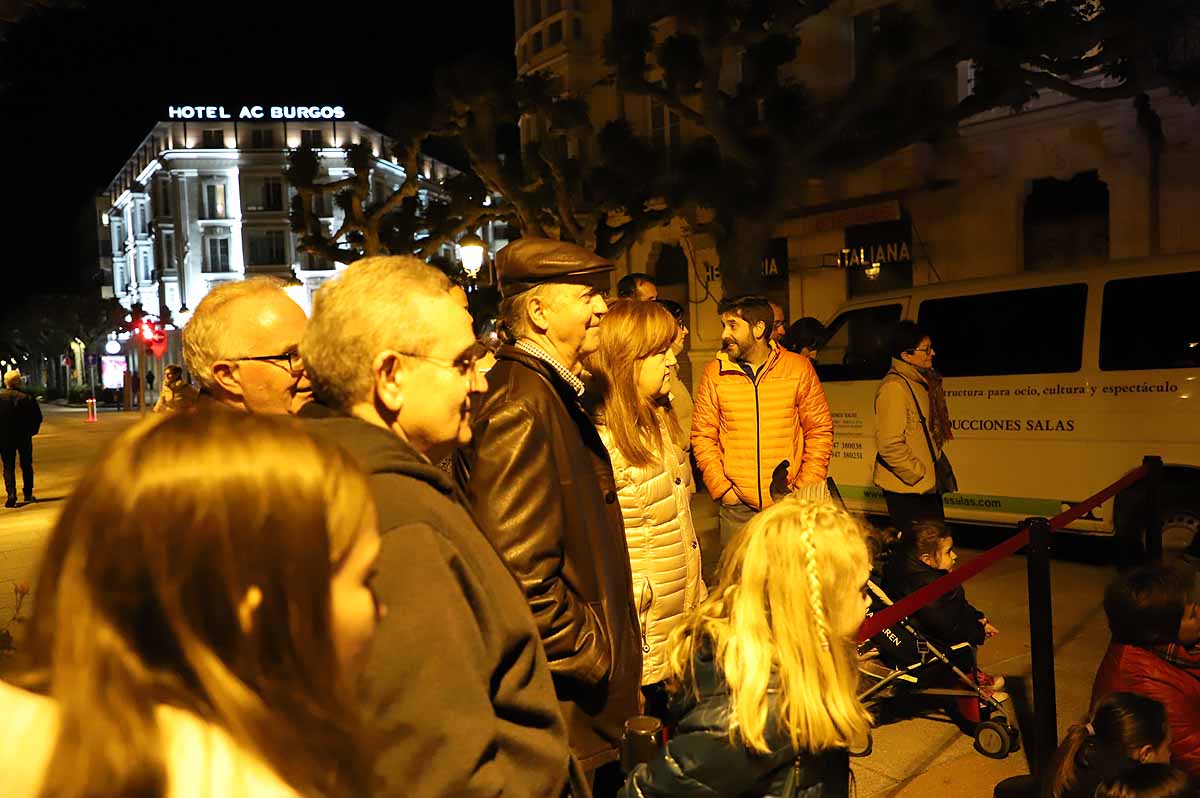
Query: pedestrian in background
769,301,787,346
617,272,658,301
301,256,579,798
153,365,199,414
456,238,641,790
784,317,827,361
1,412,380,798
0,369,42,507
619,498,873,798
588,299,705,717
692,295,834,544
182,277,312,415
873,321,956,532
654,298,693,448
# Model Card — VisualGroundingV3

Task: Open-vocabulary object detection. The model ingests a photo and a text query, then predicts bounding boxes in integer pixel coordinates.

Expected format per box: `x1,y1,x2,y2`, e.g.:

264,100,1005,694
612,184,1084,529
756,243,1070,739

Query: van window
917,284,1087,376
1100,271,1200,371
814,304,902,382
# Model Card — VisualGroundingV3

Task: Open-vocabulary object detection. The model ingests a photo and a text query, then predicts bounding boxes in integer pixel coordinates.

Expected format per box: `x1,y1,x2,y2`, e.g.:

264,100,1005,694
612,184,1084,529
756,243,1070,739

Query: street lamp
458,233,486,281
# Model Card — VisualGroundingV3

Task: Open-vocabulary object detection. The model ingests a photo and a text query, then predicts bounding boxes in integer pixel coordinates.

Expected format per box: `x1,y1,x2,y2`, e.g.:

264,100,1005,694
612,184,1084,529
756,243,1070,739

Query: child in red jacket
1093,563,1200,780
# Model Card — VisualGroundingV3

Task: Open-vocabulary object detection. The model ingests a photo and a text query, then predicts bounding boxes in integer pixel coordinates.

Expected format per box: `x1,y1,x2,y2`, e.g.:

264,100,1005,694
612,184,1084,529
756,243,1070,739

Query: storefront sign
167,105,347,120
840,220,912,268
761,237,789,281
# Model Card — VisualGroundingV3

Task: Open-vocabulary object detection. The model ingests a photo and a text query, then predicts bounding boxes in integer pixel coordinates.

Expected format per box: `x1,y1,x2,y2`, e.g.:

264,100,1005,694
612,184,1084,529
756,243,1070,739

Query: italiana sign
840,219,913,268
167,105,347,120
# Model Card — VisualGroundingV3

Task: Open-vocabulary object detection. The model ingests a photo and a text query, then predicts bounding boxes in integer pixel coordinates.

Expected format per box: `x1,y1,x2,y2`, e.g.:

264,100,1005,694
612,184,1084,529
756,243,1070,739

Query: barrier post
1025,516,1058,777
1143,456,1164,561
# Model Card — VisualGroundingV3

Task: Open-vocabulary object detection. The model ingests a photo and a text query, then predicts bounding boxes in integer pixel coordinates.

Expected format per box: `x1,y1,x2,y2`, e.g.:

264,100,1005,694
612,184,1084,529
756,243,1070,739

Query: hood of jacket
307,414,456,493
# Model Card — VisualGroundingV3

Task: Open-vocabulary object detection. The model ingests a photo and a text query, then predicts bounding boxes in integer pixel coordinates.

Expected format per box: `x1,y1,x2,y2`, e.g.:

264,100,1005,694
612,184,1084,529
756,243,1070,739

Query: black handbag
894,373,958,494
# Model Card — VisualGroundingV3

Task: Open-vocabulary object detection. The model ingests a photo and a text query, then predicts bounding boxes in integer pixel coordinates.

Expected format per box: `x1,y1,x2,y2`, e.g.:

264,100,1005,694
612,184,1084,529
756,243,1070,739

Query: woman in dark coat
620,498,873,798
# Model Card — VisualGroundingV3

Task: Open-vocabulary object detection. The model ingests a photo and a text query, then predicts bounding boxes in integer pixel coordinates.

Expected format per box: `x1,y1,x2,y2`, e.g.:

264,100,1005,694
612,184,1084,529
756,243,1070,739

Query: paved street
0,405,143,621
0,404,1120,797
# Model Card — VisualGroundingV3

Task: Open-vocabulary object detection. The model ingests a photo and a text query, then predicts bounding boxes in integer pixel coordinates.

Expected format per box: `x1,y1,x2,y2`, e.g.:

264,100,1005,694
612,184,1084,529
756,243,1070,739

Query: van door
815,302,906,515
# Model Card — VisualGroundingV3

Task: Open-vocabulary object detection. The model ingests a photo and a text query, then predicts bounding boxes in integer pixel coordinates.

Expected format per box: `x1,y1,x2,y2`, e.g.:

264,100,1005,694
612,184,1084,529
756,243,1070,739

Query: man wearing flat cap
455,238,641,788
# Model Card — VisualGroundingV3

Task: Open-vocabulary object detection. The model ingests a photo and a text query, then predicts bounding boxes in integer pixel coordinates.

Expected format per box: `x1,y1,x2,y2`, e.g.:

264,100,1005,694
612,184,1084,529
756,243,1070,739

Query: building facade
96,112,480,374
513,1,1200,373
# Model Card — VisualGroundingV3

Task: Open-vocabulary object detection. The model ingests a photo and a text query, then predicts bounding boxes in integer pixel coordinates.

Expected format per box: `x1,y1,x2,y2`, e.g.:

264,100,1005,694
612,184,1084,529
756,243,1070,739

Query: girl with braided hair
619,498,873,798
1044,692,1172,798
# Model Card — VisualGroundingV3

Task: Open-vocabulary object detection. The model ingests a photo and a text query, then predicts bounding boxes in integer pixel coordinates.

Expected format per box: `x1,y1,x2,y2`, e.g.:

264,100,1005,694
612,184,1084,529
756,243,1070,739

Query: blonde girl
619,497,873,798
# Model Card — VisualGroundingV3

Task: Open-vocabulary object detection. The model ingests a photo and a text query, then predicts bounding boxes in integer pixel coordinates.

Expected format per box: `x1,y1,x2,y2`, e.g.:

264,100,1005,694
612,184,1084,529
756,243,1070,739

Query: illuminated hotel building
96,110,465,351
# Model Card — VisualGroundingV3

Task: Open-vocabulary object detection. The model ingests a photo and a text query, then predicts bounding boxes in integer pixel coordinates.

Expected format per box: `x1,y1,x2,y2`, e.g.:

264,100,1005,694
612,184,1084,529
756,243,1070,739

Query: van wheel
1115,481,1200,566
1162,502,1200,564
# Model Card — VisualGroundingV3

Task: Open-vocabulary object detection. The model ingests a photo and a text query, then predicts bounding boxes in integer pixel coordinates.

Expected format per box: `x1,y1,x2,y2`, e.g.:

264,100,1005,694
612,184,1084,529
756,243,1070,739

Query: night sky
0,0,515,313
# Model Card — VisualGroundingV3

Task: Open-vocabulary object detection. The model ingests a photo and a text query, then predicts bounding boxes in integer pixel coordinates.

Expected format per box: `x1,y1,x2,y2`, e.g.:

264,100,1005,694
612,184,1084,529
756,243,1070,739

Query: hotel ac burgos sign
167,105,347,120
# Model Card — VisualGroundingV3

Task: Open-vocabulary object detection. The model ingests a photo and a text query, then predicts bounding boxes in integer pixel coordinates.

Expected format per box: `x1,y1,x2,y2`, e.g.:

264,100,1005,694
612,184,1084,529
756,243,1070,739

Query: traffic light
142,319,168,359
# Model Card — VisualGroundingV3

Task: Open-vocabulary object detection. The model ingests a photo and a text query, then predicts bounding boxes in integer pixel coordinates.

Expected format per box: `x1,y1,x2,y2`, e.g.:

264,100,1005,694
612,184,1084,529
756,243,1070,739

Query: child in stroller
857,522,1020,759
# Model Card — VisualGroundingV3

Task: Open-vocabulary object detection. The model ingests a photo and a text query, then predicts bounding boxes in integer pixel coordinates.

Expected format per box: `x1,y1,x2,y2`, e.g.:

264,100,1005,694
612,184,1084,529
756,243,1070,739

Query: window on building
299,252,334,272
917,284,1088,376
113,261,125,294
1100,271,1200,371
157,181,171,217
650,98,682,157
247,179,284,212
204,238,230,273
140,251,153,282
247,230,288,266
204,183,227,219
136,204,146,236
300,129,326,149
533,31,543,53
1024,170,1110,272
548,20,563,45
111,221,124,249
251,128,276,149
161,232,175,271
813,304,903,383
202,129,225,149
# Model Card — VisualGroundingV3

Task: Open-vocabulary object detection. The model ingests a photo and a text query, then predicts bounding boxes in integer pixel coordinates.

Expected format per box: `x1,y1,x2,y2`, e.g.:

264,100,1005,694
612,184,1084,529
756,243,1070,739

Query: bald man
182,277,311,414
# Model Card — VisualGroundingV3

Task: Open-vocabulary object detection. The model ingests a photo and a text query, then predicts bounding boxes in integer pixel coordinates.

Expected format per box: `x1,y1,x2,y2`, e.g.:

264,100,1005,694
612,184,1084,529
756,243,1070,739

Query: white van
815,255,1200,554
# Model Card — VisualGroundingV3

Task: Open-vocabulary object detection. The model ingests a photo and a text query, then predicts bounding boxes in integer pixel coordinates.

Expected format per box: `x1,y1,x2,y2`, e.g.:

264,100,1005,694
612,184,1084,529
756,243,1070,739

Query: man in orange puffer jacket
691,295,834,544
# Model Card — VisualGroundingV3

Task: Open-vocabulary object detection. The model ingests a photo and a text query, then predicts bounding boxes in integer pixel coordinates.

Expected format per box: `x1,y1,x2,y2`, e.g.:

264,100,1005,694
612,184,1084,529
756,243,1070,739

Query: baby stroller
856,574,1021,759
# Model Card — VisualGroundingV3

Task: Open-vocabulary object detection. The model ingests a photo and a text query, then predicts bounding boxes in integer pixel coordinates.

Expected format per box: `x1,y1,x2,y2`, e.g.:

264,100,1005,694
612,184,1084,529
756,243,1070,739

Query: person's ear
919,553,935,568
1133,744,1156,763
527,295,552,335
373,351,405,414
210,361,244,397
752,320,767,341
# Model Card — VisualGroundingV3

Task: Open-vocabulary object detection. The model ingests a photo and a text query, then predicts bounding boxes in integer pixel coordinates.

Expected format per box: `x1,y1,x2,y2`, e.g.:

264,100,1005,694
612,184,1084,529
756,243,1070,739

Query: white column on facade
226,166,246,274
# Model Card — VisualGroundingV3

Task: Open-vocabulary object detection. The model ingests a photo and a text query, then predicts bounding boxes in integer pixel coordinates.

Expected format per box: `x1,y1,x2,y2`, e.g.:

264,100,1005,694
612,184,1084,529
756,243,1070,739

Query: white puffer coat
597,414,706,686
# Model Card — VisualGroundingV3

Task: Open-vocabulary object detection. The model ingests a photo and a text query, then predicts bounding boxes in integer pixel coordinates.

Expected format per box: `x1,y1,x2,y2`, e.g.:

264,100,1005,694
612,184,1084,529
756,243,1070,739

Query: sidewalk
0,405,143,619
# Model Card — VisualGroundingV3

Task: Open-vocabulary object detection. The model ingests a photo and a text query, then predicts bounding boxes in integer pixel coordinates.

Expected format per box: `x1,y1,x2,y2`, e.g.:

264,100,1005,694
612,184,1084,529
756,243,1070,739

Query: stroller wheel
974,720,1012,759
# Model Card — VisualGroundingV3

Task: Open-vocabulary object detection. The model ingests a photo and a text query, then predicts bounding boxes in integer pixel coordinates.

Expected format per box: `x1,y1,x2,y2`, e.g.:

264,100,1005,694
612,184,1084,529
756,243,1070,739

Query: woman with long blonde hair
588,299,705,709
619,498,873,798
1,412,381,798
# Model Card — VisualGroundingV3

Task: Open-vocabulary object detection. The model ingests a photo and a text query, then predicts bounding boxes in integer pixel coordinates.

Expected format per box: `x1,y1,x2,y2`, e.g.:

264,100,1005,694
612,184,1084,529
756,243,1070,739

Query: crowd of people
0,237,1197,798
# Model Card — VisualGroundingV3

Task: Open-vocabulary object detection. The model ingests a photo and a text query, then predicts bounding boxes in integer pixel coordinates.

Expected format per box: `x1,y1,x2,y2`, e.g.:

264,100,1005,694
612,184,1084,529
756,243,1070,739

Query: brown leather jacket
455,345,641,770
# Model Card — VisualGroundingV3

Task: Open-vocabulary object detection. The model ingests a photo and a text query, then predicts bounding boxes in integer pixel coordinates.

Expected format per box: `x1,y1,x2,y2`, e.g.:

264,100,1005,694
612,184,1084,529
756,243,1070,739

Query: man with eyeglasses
299,256,582,798
455,238,641,793
182,276,311,414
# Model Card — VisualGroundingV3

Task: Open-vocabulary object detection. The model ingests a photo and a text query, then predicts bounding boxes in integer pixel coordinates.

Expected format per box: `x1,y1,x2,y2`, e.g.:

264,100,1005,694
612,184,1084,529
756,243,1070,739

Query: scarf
918,366,953,449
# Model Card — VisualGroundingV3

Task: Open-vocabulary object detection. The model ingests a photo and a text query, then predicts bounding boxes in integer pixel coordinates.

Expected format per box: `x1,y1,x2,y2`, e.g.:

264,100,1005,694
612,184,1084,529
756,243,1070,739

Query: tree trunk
717,215,773,297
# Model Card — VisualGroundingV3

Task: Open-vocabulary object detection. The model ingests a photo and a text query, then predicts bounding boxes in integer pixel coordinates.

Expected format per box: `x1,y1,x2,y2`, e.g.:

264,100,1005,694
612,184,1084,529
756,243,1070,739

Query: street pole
140,343,148,416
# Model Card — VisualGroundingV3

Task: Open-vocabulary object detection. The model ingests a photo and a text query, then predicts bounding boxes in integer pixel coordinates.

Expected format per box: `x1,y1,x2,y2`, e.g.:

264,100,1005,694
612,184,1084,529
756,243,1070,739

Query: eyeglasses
237,350,304,376
913,345,934,354
396,341,491,378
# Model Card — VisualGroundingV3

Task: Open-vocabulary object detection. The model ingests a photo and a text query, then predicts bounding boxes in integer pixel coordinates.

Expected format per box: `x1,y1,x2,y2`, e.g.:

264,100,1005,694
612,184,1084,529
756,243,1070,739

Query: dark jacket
1093,642,1200,779
620,645,850,798
0,389,42,447
455,344,641,770
882,553,986,646
307,415,572,798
